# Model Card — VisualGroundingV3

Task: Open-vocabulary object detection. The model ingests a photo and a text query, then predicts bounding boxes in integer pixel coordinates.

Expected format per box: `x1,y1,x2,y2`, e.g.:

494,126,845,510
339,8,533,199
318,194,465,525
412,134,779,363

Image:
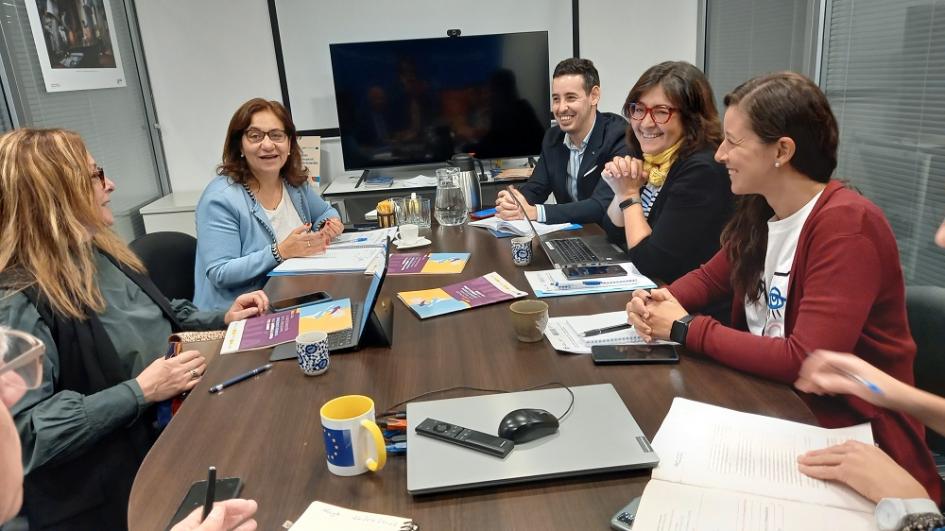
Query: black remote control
415,418,514,458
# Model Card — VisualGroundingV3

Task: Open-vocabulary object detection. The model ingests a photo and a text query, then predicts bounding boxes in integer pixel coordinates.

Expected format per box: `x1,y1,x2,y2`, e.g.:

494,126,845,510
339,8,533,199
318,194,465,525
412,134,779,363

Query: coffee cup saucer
392,236,431,250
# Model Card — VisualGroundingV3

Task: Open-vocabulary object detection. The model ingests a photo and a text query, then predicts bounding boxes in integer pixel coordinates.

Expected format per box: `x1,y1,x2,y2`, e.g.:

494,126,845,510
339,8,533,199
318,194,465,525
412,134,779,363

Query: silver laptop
508,190,625,269
406,383,658,494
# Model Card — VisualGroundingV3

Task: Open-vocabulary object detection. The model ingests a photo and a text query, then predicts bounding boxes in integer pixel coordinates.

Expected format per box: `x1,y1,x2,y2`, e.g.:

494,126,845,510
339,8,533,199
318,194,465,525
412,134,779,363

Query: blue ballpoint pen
209,363,272,393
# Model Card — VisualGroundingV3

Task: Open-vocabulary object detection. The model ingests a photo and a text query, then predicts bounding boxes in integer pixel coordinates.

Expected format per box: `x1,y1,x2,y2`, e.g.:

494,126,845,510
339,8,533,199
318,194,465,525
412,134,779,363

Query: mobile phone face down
166,477,242,530
562,264,627,280
271,291,331,311
591,344,679,365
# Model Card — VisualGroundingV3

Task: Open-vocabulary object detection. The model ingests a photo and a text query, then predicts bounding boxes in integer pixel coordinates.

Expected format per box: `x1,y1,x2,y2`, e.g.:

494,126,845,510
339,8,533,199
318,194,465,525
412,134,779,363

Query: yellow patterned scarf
642,139,684,187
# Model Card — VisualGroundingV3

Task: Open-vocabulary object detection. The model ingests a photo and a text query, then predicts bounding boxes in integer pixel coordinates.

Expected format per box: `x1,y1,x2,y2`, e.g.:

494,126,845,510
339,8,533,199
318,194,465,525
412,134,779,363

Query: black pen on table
583,323,633,337
208,363,272,394
201,466,216,522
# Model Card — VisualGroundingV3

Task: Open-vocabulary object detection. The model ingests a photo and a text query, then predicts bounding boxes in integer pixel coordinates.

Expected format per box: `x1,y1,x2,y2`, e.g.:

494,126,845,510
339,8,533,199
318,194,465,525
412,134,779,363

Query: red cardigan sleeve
669,247,734,312
673,213,884,384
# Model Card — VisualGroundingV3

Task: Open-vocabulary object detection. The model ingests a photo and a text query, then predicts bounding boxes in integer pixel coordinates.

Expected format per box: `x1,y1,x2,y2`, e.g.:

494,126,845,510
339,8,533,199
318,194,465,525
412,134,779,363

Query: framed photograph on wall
25,0,126,92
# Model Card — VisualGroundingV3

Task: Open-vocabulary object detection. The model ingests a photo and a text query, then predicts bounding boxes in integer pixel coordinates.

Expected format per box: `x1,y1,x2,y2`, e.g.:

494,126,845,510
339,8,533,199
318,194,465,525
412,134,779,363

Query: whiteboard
271,0,573,133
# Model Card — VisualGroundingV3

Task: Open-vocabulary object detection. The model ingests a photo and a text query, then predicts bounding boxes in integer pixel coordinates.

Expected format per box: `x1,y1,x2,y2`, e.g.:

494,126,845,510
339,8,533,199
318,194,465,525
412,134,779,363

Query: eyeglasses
0,329,45,406
627,103,677,124
91,166,106,187
244,128,288,144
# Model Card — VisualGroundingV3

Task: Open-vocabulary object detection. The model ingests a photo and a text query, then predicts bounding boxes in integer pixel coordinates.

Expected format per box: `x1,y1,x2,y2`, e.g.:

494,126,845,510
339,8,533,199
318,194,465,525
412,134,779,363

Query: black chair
905,285,945,480
128,231,197,302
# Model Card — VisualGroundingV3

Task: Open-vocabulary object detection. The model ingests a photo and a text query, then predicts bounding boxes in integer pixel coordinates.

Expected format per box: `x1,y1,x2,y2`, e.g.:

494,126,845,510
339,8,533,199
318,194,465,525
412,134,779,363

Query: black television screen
329,31,550,170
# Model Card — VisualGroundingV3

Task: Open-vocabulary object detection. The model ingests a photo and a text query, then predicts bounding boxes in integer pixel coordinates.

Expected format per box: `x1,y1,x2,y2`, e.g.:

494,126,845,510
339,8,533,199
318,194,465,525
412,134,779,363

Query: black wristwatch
670,314,695,345
619,197,643,210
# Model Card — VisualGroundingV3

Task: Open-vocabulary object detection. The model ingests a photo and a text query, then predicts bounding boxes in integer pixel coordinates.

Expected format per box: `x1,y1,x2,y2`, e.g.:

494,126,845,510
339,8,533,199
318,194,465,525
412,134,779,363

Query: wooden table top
128,224,815,530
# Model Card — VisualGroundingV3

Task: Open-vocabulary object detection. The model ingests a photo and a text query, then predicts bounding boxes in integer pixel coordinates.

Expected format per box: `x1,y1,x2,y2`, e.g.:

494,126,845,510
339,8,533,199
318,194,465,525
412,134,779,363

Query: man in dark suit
495,58,630,225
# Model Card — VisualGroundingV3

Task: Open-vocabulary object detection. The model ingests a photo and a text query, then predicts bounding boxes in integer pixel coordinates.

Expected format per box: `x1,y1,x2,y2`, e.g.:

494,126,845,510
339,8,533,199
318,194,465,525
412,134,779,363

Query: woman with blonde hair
0,128,267,530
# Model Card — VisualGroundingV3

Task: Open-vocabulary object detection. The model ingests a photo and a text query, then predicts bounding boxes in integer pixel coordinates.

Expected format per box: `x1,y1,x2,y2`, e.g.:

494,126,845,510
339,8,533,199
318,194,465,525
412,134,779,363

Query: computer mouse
497,408,559,443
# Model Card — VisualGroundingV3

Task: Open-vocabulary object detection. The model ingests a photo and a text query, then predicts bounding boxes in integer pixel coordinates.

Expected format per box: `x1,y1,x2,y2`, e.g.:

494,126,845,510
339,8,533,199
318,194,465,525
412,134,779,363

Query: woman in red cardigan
626,71,941,504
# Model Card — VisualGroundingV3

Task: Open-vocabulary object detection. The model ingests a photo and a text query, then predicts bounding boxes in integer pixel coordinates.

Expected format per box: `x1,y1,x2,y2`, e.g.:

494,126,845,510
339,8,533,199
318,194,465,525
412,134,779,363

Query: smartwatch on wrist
619,197,643,210
670,314,695,345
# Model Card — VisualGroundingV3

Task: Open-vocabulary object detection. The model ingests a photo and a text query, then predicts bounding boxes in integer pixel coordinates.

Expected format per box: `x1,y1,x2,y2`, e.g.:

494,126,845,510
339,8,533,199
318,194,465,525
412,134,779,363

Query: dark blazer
517,111,630,224
606,148,733,284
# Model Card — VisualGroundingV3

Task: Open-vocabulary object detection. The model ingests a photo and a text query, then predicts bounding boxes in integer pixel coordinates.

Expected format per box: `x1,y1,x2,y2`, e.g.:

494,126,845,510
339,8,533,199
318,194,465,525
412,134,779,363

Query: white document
632,398,878,531
330,227,396,249
468,217,573,236
290,501,415,530
544,311,675,354
523,263,657,298
269,247,383,275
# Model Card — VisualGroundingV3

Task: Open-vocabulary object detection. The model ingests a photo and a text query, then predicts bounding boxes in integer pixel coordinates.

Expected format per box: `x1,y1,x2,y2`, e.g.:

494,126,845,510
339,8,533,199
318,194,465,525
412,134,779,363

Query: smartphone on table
562,264,627,280
270,291,331,311
591,344,679,365
166,477,242,529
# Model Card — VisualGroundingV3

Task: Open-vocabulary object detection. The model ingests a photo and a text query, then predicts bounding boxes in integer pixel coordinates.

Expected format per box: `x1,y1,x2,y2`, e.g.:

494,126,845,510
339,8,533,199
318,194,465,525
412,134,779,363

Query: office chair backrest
128,231,197,302
905,285,945,454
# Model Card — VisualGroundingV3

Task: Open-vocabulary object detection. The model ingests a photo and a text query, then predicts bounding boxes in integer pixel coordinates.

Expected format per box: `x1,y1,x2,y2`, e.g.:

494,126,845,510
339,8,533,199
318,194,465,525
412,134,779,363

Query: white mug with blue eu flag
320,395,387,476
296,331,329,376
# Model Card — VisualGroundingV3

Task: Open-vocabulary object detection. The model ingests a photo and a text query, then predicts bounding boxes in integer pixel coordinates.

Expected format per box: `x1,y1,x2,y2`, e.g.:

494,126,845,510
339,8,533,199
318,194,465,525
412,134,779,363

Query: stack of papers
468,217,578,237
268,247,383,276
544,311,675,354
289,501,416,530
633,398,876,530
330,227,395,248
523,263,657,297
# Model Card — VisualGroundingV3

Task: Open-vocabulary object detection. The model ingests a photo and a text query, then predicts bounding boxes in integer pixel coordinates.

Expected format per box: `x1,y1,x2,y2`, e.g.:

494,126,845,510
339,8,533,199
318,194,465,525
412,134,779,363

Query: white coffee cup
396,223,420,244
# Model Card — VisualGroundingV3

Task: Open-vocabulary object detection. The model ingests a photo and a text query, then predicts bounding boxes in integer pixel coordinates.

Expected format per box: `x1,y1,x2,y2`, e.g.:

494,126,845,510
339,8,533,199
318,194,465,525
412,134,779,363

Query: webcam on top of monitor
447,29,461,38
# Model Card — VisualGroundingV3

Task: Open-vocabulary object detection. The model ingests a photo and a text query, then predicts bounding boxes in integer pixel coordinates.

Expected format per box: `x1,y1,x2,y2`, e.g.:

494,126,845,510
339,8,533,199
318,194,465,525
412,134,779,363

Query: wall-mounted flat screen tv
329,31,550,170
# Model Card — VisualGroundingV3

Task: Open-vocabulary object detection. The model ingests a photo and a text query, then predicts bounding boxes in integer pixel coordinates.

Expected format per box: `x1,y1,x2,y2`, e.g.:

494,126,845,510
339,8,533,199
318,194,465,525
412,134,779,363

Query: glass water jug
434,166,467,226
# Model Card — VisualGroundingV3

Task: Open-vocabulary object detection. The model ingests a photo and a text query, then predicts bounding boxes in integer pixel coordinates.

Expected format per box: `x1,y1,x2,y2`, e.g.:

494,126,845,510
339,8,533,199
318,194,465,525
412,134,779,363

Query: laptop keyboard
549,238,600,264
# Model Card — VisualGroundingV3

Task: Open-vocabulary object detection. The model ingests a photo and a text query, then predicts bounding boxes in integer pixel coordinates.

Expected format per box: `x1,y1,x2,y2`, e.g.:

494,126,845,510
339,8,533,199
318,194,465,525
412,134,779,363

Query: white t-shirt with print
745,191,823,337
262,185,304,243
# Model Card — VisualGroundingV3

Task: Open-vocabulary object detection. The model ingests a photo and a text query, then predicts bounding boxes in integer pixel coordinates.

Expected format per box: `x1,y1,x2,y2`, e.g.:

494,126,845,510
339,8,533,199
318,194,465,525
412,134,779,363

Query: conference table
128,224,816,530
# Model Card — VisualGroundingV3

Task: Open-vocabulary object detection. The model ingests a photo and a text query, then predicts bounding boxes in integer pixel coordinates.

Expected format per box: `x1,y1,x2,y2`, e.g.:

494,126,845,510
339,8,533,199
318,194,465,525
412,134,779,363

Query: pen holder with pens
377,199,396,228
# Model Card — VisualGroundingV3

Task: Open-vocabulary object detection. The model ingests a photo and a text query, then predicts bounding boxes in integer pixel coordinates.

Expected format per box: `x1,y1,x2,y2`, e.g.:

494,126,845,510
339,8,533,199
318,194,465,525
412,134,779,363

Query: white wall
582,0,699,115
136,0,700,194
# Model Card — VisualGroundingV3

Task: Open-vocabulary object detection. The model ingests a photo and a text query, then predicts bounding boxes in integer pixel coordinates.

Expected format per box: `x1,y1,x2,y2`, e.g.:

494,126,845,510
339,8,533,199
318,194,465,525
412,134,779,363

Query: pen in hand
837,368,883,395
208,363,272,394
201,466,216,522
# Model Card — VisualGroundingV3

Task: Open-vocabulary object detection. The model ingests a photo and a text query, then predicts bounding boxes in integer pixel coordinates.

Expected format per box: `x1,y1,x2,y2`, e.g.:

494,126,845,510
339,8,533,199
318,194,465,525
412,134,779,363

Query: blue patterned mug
510,236,533,266
296,331,329,376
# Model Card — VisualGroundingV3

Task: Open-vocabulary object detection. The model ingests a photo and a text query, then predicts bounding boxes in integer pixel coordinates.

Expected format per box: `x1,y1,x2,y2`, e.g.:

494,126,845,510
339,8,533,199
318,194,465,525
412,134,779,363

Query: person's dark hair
217,98,308,187
621,61,722,159
720,71,839,301
553,58,600,94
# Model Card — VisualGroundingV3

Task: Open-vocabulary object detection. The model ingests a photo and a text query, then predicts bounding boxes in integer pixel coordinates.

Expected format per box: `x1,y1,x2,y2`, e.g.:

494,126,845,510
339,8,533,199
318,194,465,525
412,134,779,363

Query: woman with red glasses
626,72,941,507
601,61,734,288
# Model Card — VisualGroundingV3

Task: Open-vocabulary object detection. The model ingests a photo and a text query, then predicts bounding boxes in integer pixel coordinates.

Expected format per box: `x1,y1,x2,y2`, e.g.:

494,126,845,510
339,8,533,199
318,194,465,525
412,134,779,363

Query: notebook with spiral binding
544,311,677,354
288,501,418,530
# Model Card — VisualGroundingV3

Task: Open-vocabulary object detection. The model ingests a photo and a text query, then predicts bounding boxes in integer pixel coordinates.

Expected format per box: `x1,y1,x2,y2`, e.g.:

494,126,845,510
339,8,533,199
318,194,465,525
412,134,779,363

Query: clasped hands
495,188,537,221
602,155,647,201
626,288,689,342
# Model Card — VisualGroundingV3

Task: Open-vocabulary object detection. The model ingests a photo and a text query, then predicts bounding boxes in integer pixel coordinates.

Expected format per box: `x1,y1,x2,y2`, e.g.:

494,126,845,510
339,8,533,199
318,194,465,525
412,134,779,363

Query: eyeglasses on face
91,166,106,187
627,103,678,124
244,128,288,144
0,329,45,403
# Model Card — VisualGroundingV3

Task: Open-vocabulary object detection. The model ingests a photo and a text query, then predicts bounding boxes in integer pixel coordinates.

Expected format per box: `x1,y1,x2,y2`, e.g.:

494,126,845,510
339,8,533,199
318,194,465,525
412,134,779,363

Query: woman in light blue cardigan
195,99,342,310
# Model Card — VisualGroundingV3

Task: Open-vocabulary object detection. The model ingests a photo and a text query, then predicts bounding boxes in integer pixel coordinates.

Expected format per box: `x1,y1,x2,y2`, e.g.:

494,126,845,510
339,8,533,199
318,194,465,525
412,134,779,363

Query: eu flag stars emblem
322,426,355,466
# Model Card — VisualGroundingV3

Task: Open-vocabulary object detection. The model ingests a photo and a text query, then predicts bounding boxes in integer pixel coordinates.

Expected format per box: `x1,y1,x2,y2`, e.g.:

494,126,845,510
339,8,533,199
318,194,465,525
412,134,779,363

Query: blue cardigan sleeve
195,184,278,291
302,182,340,225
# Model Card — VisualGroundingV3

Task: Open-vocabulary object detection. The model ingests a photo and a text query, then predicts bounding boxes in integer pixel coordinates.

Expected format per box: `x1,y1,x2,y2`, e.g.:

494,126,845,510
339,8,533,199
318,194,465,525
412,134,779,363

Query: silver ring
191,369,199,379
